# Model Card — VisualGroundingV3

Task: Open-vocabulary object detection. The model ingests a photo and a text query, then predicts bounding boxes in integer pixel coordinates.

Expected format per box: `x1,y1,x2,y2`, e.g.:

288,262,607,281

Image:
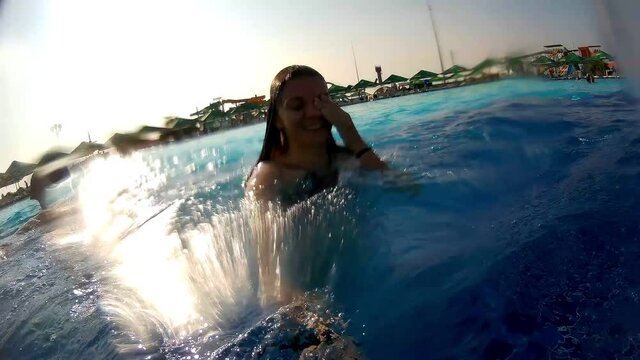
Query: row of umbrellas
328,59,510,94
329,50,614,95
530,50,614,68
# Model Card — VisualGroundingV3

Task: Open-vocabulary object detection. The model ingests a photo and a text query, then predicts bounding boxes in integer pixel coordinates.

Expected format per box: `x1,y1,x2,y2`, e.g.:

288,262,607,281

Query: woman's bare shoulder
250,161,280,181
246,161,282,200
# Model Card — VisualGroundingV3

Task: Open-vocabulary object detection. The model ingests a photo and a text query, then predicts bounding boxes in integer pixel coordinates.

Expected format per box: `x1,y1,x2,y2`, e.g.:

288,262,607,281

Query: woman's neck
277,143,330,173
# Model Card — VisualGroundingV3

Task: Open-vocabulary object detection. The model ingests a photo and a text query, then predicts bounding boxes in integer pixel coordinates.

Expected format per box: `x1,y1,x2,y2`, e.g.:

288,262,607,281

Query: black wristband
355,147,372,159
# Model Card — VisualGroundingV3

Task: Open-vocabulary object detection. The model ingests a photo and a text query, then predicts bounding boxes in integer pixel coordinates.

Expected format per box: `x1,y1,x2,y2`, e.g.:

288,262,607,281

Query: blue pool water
1,78,639,359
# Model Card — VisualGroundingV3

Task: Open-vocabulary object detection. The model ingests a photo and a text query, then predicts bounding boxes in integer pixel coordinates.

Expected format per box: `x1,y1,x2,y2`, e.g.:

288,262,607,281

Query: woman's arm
314,95,388,171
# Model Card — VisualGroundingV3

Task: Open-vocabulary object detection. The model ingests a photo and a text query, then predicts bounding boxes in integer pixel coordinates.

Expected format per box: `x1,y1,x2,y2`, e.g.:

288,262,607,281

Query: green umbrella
584,55,605,64
351,79,376,90
594,50,614,61
381,74,409,84
429,75,448,82
559,52,585,65
410,70,438,80
442,64,468,75
328,84,348,94
450,71,468,80
472,58,499,72
530,56,556,66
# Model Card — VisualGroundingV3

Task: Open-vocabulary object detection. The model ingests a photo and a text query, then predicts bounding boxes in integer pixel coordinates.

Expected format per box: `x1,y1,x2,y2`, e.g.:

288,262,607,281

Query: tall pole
351,43,360,83
428,4,445,75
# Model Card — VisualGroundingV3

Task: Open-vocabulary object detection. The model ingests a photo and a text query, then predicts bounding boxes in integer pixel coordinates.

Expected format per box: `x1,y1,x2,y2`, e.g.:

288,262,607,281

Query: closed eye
284,97,304,111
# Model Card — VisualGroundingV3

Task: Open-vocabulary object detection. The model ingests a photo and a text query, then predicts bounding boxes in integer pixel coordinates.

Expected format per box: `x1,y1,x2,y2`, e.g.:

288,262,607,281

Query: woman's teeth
304,123,324,130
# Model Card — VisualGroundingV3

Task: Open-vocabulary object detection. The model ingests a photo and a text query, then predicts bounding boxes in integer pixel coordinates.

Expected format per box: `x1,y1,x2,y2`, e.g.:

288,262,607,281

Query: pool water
1,78,639,359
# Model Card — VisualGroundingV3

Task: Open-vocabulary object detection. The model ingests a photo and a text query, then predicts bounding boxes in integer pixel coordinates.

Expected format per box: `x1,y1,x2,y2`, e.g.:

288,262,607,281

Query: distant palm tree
50,123,62,143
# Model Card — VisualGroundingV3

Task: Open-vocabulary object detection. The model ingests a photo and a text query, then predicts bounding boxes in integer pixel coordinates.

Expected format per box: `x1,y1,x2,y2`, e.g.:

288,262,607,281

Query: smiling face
276,76,331,148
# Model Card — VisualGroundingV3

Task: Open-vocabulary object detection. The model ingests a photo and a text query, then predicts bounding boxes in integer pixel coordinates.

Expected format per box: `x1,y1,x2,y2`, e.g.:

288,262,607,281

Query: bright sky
0,0,602,170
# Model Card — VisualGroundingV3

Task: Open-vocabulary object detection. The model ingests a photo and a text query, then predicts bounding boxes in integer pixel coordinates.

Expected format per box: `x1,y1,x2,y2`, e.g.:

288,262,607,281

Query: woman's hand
313,94,388,171
313,94,354,131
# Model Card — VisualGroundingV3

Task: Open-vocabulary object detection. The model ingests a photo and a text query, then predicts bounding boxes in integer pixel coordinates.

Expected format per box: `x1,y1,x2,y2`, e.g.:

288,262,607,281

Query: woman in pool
246,65,387,204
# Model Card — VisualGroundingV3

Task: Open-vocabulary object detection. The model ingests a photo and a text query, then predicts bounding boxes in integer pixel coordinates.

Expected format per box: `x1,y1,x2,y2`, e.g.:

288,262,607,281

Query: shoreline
0,188,30,210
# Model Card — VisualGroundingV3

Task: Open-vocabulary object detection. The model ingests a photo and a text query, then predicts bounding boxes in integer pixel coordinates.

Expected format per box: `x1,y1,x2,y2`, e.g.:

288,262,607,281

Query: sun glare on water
41,151,357,353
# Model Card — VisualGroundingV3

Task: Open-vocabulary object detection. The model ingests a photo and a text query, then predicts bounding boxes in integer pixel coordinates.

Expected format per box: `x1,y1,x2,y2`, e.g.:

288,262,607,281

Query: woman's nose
304,100,322,117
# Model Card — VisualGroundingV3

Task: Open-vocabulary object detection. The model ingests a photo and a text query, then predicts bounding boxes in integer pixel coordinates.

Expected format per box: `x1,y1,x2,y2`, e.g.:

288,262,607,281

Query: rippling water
1,78,638,359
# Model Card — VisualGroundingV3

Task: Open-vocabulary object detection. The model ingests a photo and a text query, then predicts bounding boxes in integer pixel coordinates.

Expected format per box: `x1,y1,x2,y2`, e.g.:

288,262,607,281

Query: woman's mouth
302,119,330,131
303,123,325,130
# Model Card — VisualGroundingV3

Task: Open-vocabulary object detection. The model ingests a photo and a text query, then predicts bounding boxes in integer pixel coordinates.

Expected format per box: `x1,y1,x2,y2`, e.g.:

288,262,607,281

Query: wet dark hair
247,65,348,182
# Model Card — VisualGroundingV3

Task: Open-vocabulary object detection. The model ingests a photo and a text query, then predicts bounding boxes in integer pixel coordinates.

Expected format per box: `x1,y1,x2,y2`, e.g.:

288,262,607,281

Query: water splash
44,153,360,355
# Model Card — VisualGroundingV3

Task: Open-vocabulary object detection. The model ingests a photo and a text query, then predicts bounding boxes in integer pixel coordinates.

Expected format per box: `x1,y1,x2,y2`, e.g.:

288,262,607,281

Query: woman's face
276,76,331,147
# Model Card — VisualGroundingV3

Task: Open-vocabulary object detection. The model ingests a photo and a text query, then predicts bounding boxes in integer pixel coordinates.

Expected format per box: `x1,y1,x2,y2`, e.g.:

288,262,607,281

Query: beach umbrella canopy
442,65,468,75
36,151,69,166
70,142,106,156
0,173,13,188
228,102,261,114
382,74,409,84
472,58,499,72
530,56,556,66
450,71,468,80
351,79,376,90
4,161,36,181
429,75,448,82
328,84,348,94
594,50,614,61
584,55,606,65
410,70,438,80
559,52,585,65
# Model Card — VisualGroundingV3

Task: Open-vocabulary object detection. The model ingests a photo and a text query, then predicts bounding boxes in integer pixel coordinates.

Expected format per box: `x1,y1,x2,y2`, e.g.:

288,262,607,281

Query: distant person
245,65,387,205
